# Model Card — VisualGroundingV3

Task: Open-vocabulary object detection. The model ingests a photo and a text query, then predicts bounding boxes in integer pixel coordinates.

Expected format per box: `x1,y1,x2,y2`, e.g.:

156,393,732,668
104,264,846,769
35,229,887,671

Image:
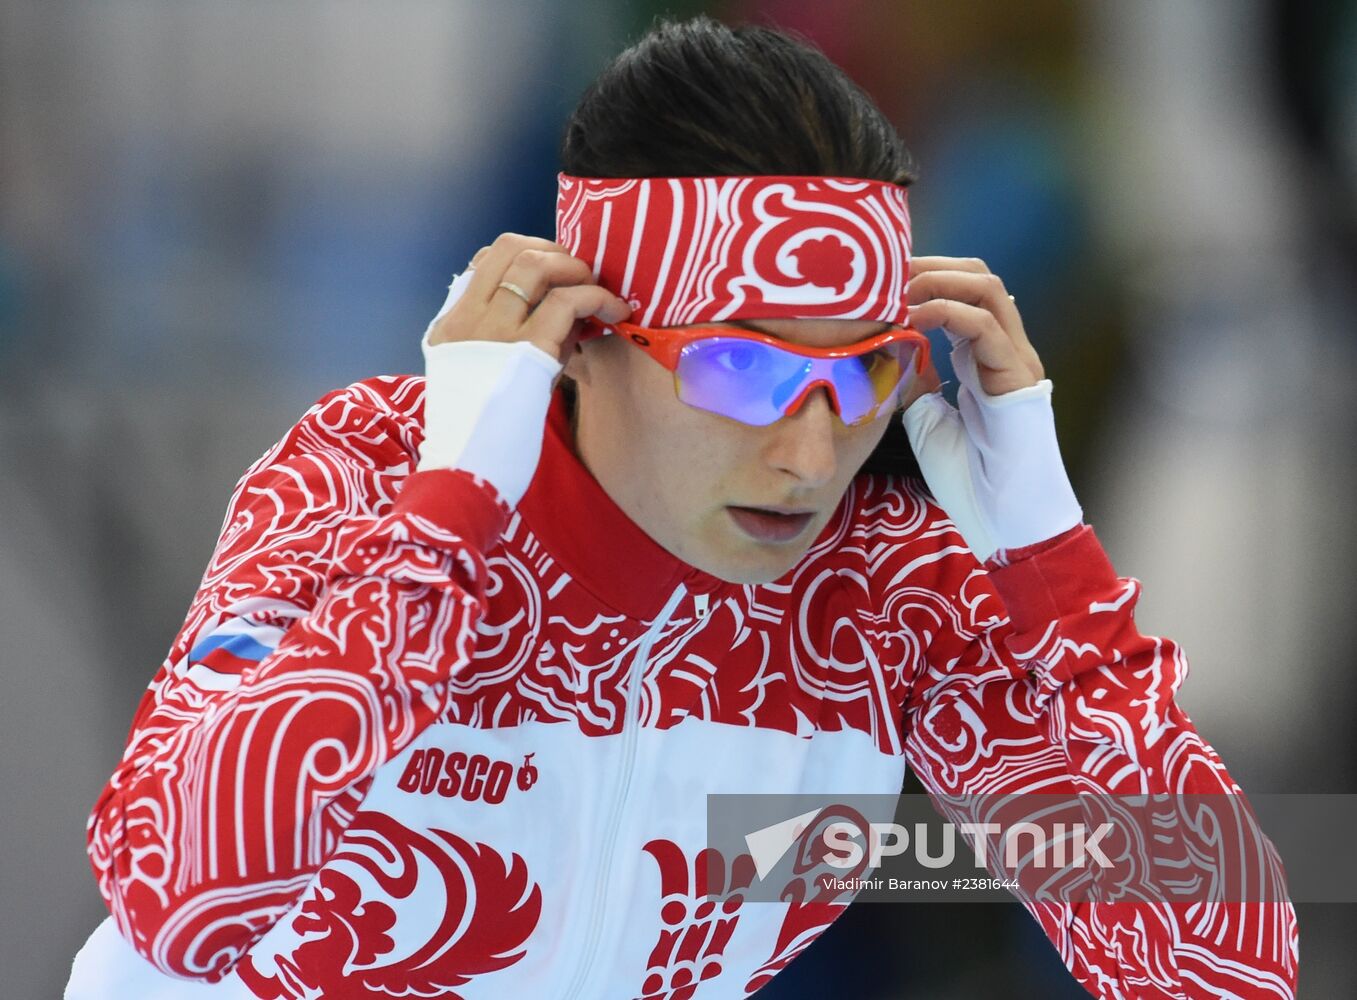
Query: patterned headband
555,172,912,329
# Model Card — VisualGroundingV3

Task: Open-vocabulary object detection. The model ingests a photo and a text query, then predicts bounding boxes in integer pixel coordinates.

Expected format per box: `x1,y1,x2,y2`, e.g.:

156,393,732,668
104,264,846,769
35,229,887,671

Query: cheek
645,392,766,523
638,390,741,497
595,351,735,499
586,344,669,430
831,415,894,481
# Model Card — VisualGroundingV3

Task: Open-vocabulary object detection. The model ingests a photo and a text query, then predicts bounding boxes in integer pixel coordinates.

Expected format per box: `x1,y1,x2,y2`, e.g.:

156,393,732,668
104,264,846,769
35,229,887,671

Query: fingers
907,299,1043,395
431,232,625,358
522,284,630,360
464,233,572,304
911,255,990,275
908,265,1023,337
490,250,596,320
907,256,1044,392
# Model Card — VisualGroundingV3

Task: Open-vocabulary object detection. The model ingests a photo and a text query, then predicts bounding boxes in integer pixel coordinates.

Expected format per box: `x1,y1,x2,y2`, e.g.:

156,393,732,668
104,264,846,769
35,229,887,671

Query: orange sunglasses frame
600,319,933,423
605,320,930,370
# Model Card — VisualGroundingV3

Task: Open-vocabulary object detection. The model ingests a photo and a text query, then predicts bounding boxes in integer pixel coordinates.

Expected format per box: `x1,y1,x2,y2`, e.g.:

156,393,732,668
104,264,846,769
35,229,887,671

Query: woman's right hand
416,234,628,508
428,233,630,363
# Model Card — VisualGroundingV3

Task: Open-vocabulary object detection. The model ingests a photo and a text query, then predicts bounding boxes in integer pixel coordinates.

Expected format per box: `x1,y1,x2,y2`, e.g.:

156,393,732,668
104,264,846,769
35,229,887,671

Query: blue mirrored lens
673,336,912,426
676,338,808,424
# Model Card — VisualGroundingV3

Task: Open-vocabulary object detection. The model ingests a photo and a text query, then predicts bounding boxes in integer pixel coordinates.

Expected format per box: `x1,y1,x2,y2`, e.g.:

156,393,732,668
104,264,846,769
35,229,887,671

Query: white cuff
416,271,563,508
901,338,1082,561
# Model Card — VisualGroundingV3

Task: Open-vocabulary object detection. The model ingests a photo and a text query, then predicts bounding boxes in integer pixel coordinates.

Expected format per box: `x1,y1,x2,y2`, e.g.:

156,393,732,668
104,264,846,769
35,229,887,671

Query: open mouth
725,506,816,543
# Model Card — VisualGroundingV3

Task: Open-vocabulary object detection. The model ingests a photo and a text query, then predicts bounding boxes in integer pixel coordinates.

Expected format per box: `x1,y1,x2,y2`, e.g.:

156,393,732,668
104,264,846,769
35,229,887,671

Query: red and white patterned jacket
70,373,1298,999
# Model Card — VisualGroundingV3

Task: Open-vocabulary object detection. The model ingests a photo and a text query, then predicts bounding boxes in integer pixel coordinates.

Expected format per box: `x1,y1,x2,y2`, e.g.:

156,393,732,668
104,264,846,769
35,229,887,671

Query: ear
562,336,592,387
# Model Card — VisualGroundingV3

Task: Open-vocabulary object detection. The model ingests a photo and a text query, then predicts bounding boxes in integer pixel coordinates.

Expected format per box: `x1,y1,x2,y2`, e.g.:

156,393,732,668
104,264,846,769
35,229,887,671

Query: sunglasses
598,320,931,427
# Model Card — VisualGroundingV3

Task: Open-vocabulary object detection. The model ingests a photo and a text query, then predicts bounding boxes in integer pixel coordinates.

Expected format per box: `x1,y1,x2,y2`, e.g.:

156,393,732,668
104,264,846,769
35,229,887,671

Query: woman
68,16,1297,999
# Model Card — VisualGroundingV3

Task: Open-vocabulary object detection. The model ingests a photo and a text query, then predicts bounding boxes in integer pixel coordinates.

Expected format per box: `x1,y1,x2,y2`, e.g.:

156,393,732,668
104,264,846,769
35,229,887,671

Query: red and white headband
555,172,912,329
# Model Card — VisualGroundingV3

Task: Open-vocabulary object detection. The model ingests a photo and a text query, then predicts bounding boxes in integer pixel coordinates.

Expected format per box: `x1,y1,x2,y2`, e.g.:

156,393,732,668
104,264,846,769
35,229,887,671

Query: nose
763,385,839,488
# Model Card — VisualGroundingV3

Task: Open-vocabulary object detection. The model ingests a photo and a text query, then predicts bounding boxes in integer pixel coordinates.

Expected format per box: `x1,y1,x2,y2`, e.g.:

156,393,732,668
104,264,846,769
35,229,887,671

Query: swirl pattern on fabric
555,173,912,327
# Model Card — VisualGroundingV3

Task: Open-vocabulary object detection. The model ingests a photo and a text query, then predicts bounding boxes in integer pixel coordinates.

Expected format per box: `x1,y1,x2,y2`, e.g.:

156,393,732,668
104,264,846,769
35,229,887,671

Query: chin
697,546,807,586
675,513,819,585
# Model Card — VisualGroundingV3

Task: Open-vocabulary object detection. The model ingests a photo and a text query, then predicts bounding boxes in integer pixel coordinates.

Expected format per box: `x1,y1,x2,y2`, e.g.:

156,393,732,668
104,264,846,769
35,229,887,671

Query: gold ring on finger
497,280,534,307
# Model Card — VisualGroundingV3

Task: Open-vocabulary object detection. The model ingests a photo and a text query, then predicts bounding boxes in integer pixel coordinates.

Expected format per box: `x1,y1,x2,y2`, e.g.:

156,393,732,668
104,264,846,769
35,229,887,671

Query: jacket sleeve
886,489,1299,999
85,376,510,982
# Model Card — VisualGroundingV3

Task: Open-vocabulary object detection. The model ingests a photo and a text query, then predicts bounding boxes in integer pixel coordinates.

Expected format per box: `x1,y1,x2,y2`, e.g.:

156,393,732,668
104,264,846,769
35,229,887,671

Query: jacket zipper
560,583,688,1000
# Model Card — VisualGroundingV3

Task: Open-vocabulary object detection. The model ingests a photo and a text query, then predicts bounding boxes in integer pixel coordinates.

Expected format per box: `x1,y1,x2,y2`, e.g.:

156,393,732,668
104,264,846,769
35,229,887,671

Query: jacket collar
516,387,742,622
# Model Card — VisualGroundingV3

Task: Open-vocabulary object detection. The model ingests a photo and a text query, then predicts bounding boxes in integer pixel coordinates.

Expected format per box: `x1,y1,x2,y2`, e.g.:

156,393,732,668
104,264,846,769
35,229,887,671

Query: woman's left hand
900,255,1083,563
906,256,1045,395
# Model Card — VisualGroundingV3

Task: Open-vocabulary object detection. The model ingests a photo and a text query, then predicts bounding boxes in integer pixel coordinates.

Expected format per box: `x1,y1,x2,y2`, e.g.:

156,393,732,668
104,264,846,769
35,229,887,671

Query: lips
726,506,816,543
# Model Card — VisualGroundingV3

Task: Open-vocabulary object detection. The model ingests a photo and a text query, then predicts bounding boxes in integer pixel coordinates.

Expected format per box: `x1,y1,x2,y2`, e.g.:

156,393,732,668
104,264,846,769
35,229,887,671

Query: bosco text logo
397,749,539,804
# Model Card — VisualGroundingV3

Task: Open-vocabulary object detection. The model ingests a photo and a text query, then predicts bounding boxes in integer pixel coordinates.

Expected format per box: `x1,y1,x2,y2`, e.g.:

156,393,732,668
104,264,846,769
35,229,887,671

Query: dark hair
560,15,923,480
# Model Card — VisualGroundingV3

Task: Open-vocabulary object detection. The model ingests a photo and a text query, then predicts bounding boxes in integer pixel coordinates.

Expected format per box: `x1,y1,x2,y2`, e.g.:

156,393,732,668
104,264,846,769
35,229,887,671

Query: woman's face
566,318,928,585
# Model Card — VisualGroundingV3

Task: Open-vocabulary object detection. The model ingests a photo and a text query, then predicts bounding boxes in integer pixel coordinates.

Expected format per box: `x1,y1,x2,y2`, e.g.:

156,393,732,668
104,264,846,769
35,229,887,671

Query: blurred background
2,0,1354,996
